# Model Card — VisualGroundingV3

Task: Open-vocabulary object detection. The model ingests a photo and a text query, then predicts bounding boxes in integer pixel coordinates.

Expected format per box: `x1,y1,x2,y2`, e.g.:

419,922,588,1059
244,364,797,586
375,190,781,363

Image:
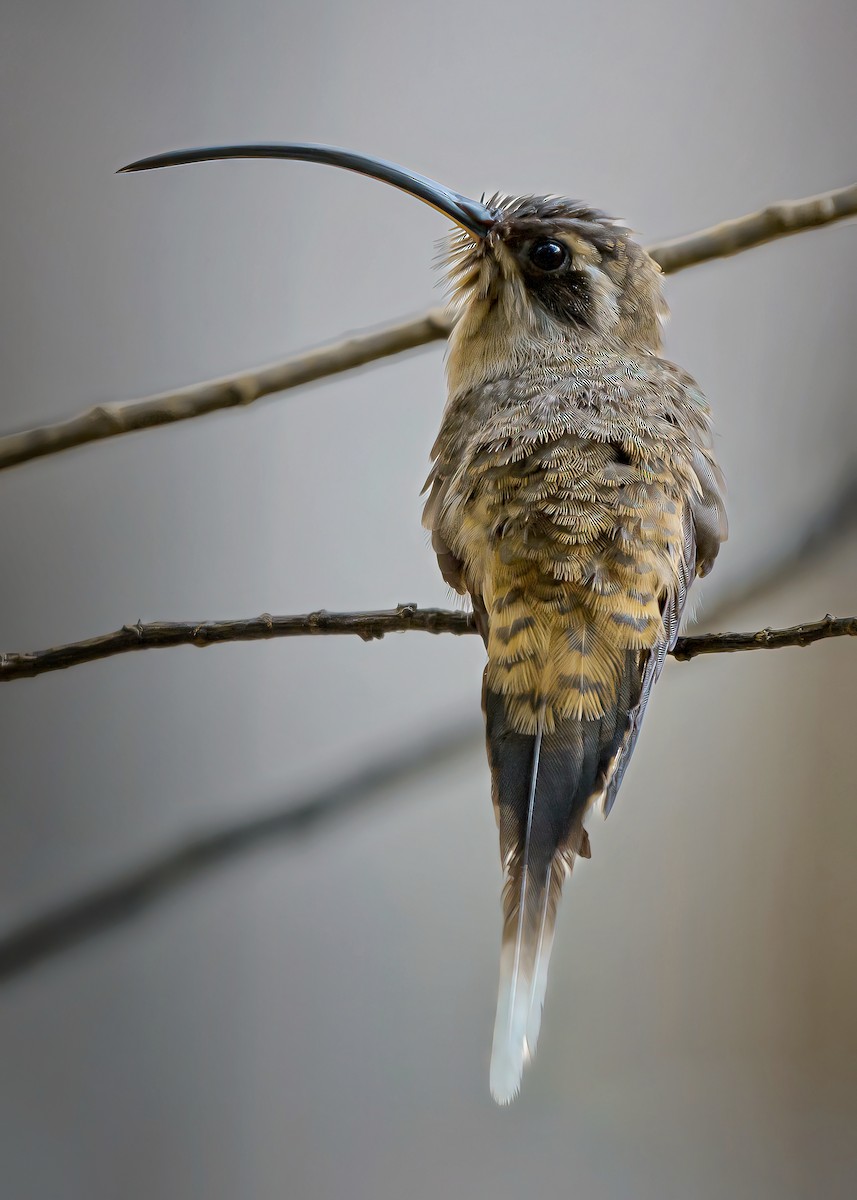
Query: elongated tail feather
484,665,642,1104
490,706,546,1104
490,855,566,1104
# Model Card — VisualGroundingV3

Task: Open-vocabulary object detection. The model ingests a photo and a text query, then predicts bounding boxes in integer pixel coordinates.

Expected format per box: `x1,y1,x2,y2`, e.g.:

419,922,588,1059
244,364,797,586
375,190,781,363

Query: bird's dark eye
528,239,568,272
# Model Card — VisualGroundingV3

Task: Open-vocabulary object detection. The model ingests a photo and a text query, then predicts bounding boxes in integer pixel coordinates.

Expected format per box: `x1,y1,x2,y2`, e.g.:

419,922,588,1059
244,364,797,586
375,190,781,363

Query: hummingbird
120,144,728,1103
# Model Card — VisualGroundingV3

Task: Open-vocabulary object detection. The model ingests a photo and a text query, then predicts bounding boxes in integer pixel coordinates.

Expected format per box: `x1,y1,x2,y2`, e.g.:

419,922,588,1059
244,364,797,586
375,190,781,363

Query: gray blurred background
2,1,857,1196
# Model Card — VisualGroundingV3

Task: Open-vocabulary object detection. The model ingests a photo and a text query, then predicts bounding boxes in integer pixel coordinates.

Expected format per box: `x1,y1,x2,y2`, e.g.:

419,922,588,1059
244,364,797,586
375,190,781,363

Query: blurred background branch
0,179,855,472
0,719,481,984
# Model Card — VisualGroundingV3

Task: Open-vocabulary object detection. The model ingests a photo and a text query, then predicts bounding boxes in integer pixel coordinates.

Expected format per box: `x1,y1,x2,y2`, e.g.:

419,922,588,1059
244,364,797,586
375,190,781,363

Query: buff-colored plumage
423,197,727,1103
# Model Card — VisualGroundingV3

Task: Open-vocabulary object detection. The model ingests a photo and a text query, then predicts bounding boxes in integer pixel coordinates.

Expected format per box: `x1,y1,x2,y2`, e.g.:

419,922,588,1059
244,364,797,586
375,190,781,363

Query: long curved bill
118,142,497,238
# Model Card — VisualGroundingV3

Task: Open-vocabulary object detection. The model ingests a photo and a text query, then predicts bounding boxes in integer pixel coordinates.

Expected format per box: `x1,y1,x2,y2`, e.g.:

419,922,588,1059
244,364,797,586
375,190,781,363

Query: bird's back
424,347,726,1101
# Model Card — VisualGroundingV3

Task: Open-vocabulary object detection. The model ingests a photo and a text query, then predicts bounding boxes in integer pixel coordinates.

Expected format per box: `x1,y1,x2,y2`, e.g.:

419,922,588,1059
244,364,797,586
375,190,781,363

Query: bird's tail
484,687,596,1105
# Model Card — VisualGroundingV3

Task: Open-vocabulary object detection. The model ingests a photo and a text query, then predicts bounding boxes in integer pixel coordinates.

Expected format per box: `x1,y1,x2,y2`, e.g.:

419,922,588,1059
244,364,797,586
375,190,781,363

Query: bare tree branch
4,468,854,682
2,605,855,683
0,606,474,681
0,310,452,471
672,615,857,659
1,179,855,472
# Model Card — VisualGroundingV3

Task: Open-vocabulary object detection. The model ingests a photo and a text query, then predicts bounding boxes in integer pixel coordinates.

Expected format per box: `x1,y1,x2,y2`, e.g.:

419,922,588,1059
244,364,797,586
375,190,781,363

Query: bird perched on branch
121,143,728,1103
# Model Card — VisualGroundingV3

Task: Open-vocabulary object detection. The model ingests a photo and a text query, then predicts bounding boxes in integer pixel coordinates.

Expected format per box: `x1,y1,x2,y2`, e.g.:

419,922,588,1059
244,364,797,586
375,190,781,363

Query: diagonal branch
647,181,857,273
2,606,855,683
1,179,855,472
0,309,452,471
0,719,481,983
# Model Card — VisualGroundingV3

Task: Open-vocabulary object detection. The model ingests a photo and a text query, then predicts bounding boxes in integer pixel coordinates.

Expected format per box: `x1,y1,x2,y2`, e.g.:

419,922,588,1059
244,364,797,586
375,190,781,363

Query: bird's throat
445,298,590,399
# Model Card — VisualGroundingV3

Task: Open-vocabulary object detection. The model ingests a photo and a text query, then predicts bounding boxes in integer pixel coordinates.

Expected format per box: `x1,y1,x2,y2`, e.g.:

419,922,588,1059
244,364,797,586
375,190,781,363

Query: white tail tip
489,942,547,1105
489,911,556,1104
490,942,529,1103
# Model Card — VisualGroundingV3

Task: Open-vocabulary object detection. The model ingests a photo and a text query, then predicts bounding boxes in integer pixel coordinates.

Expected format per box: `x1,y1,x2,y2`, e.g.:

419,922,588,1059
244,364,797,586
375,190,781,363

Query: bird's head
119,143,667,393
441,193,667,393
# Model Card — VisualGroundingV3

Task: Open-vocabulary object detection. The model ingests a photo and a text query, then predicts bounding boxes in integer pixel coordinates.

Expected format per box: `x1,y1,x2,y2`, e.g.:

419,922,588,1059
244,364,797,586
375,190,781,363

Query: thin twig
672,615,857,659
1,180,855,472
2,606,855,682
4,469,854,683
0,606,474,681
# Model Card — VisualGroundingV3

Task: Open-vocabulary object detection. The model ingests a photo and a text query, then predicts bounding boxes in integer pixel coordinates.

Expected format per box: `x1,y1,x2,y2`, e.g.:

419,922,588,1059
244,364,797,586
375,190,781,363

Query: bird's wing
602,430,727,815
